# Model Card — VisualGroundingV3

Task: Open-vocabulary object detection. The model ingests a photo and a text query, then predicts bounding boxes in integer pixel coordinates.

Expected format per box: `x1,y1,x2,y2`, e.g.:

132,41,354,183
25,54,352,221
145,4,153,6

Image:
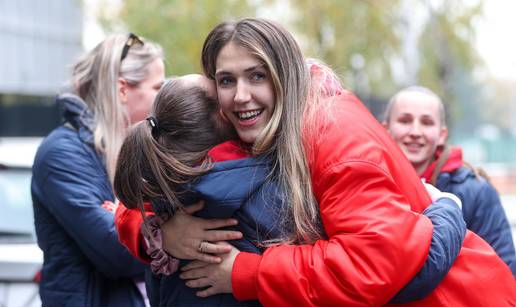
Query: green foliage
290,0,402,96
100,0,258,75
417,0,484,131
100,0,484,128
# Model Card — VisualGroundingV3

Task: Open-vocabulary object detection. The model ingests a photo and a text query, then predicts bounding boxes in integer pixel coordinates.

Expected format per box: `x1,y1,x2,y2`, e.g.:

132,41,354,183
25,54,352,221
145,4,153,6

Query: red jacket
232,92,516,306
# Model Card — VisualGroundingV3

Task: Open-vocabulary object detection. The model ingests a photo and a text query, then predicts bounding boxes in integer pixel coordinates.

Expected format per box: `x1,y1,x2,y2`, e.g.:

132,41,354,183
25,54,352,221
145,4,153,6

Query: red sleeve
115,203,153,263
232,162,433,306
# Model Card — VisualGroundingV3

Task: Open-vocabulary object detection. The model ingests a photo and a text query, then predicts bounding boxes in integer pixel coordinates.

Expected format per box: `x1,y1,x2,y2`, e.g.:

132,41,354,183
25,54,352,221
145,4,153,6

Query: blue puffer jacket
147,156,283,307
31,93,146,307
144,145,465,306
436,167,516,277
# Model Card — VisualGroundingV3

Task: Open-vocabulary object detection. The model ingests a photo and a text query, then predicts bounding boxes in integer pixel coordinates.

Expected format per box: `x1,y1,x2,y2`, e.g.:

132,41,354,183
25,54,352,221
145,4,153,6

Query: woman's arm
115,200,244,265
389,196,465,303
181,162,435,305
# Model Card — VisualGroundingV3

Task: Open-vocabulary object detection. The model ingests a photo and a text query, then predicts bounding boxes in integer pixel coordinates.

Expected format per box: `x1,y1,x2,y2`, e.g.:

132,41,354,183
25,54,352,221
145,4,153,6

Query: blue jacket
436,166,516,277
145,151,465,306
31,94,146,307
147,156,281,307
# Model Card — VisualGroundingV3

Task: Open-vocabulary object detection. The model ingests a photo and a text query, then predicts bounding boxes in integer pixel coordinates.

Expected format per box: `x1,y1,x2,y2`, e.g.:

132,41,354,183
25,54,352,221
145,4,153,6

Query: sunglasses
120,33,144,61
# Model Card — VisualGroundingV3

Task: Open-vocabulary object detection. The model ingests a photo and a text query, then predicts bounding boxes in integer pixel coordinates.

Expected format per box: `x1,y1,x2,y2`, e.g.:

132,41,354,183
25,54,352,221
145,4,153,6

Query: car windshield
0,167,36,243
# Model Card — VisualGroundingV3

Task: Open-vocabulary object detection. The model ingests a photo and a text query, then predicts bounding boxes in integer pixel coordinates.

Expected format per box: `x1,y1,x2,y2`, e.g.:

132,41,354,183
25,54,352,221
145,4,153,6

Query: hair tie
146,116,159,136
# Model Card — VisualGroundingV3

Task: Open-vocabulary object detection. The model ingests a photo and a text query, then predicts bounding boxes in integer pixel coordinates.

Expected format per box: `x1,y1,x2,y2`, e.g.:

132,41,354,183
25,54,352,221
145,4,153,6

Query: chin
237,133,258,145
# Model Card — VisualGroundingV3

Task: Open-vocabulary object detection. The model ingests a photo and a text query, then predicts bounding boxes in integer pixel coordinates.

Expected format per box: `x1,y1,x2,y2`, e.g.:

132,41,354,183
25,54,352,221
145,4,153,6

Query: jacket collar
421,146,463,182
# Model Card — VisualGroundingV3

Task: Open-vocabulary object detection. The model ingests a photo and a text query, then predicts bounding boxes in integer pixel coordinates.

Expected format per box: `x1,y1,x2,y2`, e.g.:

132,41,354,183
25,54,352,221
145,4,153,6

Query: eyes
216,70,268,87
396,114,436,127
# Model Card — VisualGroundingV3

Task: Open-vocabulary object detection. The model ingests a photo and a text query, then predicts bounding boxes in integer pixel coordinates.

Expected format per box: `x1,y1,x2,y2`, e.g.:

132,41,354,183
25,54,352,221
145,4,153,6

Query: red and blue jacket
116,140,471,306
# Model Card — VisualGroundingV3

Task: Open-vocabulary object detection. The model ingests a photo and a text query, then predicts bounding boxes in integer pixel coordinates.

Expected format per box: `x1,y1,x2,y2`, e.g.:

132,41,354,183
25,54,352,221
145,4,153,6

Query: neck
413,160,431,176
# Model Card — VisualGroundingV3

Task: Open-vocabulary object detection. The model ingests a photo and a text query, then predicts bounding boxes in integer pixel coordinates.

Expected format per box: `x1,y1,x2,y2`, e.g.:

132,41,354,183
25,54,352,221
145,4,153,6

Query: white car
0,137,43,307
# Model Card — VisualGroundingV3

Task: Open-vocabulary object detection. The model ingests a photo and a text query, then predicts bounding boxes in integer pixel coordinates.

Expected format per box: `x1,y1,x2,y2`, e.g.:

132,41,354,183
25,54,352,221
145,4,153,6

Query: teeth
237,110,262,120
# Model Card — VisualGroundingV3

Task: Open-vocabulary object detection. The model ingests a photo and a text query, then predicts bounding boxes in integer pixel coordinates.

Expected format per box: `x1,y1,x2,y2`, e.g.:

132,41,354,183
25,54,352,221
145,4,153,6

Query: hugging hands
160,201,242,296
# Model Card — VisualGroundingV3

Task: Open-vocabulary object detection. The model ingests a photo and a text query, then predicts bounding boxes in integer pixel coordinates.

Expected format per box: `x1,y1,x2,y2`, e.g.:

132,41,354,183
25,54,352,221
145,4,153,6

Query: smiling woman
215,42,275,145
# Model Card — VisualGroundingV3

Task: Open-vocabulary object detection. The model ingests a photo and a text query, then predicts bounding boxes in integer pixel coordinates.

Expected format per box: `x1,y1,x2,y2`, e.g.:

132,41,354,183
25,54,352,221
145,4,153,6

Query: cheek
389,124,408,141
424,130,441,145
217,91,233,112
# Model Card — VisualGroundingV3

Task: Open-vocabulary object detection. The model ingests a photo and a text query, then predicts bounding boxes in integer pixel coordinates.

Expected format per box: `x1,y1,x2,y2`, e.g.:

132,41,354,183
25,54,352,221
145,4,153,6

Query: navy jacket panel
149,157,282,306
437,167,516,276
31,94,146,307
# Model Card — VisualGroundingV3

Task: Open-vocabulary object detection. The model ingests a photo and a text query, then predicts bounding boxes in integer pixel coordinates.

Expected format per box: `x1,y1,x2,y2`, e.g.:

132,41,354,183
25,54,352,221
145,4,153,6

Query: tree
99,0,258,75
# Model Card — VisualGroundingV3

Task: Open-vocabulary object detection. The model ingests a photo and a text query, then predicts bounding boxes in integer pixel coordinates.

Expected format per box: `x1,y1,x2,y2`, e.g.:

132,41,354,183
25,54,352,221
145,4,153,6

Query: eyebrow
215,64,266,77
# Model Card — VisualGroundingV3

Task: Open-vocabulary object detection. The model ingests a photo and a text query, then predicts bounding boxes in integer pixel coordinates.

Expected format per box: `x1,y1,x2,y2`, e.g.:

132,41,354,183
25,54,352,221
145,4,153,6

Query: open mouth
235,109,264,121
404,142,424,152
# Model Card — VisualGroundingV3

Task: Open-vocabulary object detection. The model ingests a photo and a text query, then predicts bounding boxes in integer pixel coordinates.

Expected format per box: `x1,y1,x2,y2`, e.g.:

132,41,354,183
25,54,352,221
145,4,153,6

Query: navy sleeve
467,181,516,276
34,135,145,279
389,197,466,303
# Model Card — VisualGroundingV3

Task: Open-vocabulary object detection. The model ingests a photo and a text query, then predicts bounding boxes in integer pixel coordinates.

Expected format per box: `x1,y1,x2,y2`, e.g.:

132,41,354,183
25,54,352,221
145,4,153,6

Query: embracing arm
115,204,152,263
233,161,434,306
389,196,466,303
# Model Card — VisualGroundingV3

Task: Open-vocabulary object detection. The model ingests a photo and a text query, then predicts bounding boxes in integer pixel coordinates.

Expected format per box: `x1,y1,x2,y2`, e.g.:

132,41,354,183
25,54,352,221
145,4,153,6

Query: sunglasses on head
120,33,144,62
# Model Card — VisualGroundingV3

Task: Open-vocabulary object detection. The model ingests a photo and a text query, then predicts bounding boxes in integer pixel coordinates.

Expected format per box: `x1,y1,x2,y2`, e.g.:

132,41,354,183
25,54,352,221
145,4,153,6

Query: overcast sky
475,0,516,82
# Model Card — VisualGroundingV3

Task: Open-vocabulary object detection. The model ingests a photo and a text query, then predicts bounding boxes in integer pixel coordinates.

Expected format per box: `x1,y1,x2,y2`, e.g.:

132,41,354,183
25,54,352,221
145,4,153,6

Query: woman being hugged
177,18,516,306
31,33,165,306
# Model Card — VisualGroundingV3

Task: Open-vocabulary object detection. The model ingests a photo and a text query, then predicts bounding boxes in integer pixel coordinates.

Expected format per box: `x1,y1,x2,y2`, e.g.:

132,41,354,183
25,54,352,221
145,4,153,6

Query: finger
181,260,209,272
196,286,221,297
182,200,205,215
204,218,238,230
197,241,232,254
185,277,212,289
180,268,208,280
193,252,222,264
204,230,242,242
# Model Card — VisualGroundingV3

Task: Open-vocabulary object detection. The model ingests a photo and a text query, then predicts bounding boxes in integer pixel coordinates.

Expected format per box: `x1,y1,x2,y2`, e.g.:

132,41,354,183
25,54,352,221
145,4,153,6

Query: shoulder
33,126,102,179
447,167,493,194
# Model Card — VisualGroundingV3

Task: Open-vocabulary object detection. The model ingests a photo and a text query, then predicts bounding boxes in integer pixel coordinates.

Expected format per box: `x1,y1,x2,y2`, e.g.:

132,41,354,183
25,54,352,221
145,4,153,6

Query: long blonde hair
71,34,163,183
202,18,323,243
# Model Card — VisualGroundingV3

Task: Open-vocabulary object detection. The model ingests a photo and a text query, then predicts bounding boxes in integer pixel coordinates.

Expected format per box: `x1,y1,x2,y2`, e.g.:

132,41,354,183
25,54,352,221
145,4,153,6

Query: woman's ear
118,78,129,104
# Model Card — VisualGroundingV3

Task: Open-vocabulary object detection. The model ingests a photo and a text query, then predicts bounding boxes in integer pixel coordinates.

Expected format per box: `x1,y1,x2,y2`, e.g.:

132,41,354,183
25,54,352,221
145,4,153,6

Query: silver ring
198,241,206,253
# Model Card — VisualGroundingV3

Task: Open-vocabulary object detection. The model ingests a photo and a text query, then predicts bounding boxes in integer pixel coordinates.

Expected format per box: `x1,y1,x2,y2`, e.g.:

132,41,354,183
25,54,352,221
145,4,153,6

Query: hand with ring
160,201,243,263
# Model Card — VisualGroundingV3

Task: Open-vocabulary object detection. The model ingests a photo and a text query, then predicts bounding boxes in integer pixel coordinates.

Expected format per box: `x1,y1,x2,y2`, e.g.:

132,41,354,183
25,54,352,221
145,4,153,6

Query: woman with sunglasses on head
31,33,165,307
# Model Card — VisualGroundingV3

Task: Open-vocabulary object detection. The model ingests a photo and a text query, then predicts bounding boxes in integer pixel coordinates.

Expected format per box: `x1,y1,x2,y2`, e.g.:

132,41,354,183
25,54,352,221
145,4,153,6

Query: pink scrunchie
142,214,179,275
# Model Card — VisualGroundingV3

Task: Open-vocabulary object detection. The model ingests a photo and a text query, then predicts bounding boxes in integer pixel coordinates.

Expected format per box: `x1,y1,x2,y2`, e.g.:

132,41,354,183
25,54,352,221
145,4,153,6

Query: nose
409,121,422,137
234,81,251,104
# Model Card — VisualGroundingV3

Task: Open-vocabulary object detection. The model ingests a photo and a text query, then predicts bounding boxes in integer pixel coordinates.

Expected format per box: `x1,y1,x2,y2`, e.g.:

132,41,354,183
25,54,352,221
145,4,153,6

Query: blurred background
0,0,515,305
3,0,516,177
